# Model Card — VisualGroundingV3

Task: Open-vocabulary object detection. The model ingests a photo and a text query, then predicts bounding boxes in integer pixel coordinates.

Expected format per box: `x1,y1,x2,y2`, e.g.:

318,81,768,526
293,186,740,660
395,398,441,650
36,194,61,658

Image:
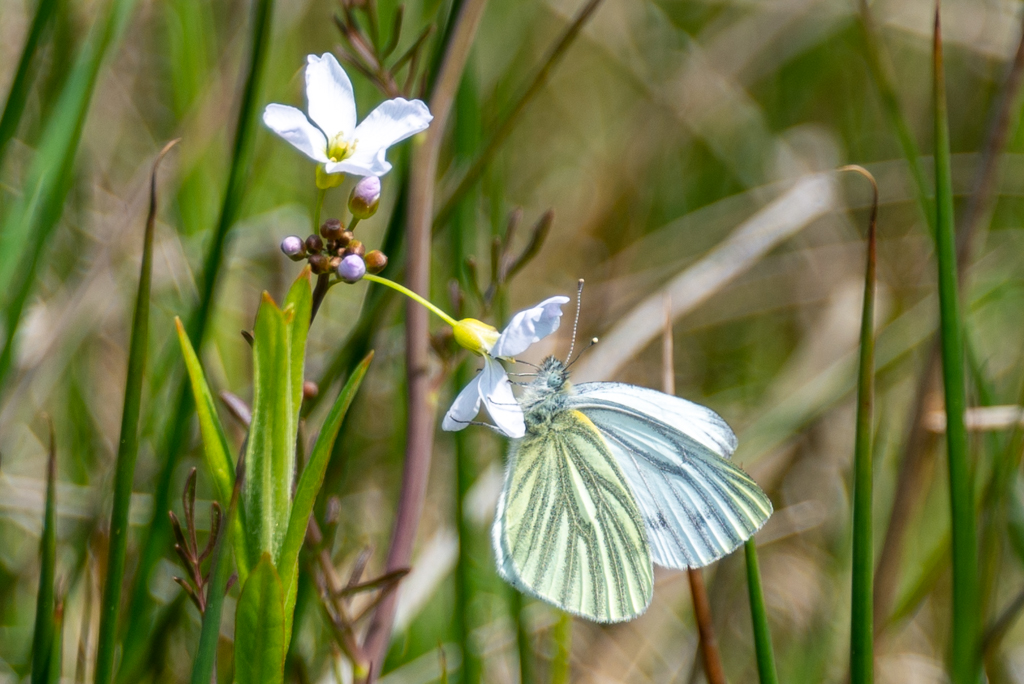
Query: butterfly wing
493,409,653,622
567,382,772,569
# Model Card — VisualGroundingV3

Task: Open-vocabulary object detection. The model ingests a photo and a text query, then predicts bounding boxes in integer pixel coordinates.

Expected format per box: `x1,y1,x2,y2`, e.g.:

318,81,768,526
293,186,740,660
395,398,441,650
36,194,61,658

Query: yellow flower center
327,133,356,162
453,318,500,356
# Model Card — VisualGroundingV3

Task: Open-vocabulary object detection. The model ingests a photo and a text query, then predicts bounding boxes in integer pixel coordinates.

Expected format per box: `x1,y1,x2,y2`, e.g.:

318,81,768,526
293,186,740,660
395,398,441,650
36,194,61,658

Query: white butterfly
445,297,773,622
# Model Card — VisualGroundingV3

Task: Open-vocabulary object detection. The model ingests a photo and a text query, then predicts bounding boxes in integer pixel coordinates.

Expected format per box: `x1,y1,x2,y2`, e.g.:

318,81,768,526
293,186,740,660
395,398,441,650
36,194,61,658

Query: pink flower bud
337,254,366,283
348,176,381,219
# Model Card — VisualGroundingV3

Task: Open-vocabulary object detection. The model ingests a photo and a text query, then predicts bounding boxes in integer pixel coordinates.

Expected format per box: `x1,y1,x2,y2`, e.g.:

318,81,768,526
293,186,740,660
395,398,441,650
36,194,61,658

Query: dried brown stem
359,0,490,677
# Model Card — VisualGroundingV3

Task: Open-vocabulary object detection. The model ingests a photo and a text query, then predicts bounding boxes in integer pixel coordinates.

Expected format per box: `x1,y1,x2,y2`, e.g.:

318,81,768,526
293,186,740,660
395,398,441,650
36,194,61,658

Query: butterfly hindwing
493,409,653,623
568,383,772,570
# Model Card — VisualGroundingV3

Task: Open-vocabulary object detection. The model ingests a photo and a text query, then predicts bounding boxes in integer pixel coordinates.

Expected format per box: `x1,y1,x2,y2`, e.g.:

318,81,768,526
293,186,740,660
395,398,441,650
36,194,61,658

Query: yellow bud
453,318,500,355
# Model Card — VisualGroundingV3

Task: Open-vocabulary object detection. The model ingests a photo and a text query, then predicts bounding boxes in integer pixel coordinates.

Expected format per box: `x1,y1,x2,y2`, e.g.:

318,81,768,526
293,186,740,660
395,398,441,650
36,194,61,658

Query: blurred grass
4,0,1024,682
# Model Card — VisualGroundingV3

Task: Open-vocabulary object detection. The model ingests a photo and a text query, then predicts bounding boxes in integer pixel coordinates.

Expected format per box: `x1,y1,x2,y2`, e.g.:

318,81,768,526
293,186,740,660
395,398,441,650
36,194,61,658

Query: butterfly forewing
568,383,772,570
493,409,653,623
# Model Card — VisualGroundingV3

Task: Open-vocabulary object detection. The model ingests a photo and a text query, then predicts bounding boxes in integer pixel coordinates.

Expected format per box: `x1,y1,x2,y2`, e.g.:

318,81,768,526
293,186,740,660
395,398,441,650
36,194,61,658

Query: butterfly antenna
565,279,584,364
566,337,599,369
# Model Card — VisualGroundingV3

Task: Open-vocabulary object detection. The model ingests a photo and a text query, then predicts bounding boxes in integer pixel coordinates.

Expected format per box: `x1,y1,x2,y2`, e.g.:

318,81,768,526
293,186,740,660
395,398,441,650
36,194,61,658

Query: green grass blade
31,422,58,684
932,9,979,683
235,554,286,684
856,0,935,233
0,0,139,392
278,352,372,641
118,0,276,665
93,142,169,684
0,0,59,165
744,539,779,684
190,458,245,684
46,598,64,684
175,317,250,583
245,293,293,563
843,166,878,684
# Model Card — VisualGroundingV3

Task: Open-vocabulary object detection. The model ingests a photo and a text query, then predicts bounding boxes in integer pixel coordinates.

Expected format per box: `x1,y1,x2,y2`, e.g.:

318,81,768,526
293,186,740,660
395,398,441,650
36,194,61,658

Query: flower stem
348,216,361,232
314,188,326,234
362,273,458,327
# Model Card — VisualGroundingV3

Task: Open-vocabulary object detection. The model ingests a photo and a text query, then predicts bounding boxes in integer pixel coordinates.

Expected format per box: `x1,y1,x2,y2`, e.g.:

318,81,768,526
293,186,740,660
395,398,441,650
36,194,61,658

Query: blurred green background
3,0,1024,681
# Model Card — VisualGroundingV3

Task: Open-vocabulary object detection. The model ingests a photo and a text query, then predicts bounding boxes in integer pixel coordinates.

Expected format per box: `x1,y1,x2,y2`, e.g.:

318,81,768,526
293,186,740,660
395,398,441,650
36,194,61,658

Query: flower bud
348,176,381,219
364,250,388,274
303,380,319,400
337,254,366,283
320,218,343,240
336,230,353,249
453,318,500,355
305,234,324,253
345,239,365,258
316,164,345,190
329,256,342,271
308,253,331,274
280,235,306,261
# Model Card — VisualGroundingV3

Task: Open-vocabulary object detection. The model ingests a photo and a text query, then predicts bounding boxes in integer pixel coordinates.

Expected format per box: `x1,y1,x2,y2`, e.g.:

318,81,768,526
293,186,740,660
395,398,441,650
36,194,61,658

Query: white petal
442,372,483,432
325,155,391,178
263,104,329,162
480,358,525,438
491,296,571,359
305,53,357,137
341,98,433,177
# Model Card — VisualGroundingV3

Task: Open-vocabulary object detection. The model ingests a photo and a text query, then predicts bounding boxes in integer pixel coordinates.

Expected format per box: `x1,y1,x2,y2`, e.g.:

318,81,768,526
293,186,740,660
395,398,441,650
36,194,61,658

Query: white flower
262,53,432,178
443,296,570,438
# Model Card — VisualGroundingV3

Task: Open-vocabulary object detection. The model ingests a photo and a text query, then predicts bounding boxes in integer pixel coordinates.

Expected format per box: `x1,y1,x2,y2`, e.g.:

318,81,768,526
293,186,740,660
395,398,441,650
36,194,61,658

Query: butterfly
491,355,773,623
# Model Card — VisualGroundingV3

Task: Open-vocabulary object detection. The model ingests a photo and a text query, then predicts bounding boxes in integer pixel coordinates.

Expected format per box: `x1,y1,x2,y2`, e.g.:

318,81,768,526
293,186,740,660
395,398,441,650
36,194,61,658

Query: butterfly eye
547,375,561,389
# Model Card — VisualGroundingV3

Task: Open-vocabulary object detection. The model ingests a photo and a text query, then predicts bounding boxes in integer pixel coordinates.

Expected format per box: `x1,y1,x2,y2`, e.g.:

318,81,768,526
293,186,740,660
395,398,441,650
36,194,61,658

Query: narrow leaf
278,352,373,643
175,317,250,582
245,294,293,564
933,9,979,683
843,165,878,684
234,554,286,684
745,540,779,684
31,421,57,684
94,141,173,684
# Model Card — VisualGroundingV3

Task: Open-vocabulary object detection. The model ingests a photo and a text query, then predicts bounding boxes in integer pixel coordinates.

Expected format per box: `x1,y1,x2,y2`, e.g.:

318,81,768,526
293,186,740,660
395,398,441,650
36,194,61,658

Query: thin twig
662,298,727,684
359,1,490,677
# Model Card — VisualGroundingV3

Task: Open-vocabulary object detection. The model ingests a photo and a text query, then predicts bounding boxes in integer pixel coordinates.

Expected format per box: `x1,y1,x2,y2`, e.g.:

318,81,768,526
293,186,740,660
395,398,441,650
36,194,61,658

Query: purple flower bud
280,235,306,261
337,254,366,283
349,176,381,219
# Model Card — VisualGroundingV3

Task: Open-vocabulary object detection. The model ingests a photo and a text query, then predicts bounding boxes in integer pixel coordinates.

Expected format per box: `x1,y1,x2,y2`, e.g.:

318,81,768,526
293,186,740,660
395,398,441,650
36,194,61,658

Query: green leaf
933,10,979,683
31,423,57,684
175,317,250,583
234,554,286,684
278,351,372,644
284,268,313,427
745,540,779,684
0,0,59,165
245,293,294,564
94,142,167,684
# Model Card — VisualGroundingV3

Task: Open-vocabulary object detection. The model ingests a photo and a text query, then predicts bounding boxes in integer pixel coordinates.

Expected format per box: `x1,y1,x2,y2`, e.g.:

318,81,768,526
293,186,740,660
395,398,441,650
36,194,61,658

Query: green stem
745,540,779,684
362,273,458,327
933,9,979,684
550,612,572,684
314,188,326,234
348,216,361,232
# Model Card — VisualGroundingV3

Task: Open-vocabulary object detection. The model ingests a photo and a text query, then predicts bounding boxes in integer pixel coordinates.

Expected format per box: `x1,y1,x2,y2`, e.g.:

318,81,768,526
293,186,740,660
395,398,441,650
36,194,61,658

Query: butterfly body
493,356,773,622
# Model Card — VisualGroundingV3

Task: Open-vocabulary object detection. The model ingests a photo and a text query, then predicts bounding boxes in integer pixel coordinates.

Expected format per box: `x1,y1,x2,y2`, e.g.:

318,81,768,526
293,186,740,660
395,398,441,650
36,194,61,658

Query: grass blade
841,166,879,684
190,455,245,684
93,141,174,684
744,540,779,684
0,0,59,165
31,421,58,684
932,8,979,683
0,0,140,392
